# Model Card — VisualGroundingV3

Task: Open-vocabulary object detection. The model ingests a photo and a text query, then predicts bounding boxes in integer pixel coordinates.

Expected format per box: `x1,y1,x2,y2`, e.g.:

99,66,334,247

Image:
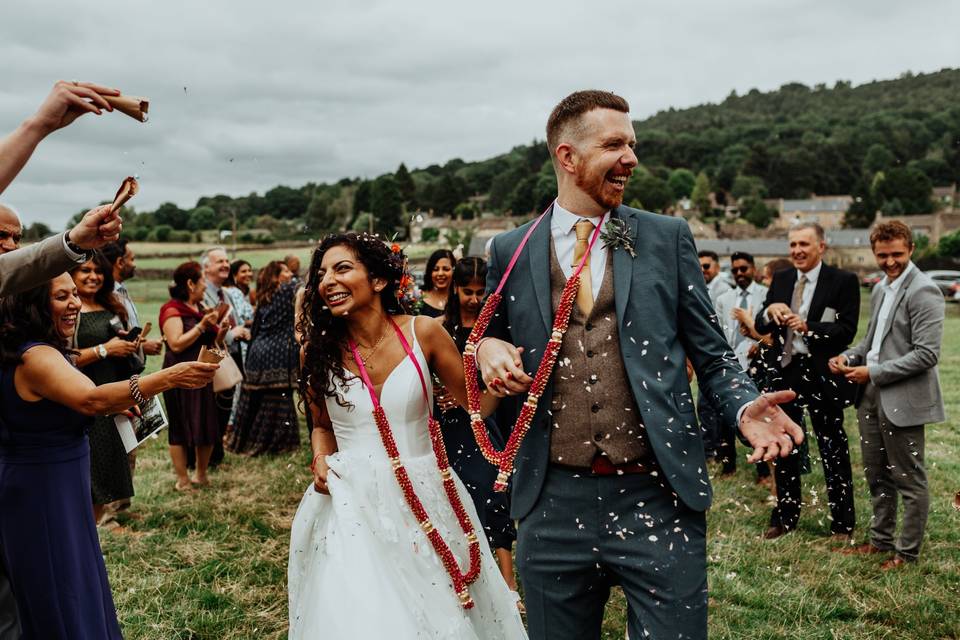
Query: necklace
463,203,603,491
353,327,387,369
349,317,482,609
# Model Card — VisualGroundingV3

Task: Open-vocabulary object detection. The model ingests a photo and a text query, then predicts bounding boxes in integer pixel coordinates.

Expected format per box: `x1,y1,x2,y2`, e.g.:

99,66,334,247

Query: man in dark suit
477,90,803,640
754,222,860,539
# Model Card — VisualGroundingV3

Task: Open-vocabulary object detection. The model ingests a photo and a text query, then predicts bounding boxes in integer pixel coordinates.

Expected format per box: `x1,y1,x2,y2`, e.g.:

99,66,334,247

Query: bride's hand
312,454,332,495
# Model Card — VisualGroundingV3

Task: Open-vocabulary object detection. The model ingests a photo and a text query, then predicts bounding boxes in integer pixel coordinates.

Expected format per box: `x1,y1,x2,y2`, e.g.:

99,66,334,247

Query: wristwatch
96,343,108,360
64,230,89,260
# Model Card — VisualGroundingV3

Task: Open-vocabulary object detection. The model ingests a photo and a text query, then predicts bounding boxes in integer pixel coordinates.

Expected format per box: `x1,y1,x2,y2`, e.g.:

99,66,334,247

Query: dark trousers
0,554,19,640
517,466,707,640
770,357,855,534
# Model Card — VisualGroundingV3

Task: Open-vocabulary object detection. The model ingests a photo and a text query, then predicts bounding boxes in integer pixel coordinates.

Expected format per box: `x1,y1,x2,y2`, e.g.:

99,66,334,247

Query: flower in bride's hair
391,243,401,254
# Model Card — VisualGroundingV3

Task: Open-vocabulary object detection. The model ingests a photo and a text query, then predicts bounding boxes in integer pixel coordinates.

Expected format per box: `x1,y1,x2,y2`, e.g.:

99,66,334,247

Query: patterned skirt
225,387,300,456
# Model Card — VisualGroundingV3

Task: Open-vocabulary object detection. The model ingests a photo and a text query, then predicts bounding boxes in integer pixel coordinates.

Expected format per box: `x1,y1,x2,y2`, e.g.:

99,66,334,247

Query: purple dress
0,342,122,639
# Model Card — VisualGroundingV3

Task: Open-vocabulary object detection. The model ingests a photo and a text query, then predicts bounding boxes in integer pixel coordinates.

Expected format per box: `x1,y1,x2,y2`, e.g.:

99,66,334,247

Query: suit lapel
613,207,639,327
528,205,554,335
806,264,831,321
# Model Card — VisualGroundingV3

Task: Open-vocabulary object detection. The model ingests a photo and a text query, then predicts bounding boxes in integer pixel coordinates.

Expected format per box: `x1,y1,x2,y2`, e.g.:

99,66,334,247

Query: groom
477,90,803,640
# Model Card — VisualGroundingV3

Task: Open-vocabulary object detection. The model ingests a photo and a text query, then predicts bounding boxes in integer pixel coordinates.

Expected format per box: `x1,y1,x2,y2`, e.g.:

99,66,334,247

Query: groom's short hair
547,90,630,158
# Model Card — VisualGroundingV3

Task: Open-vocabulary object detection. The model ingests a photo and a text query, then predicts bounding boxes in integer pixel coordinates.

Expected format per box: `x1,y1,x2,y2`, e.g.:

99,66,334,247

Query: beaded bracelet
129,374,146,406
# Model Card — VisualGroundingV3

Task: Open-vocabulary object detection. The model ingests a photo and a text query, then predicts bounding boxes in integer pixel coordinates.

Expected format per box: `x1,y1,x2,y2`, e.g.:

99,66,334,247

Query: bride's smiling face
316,244,386,317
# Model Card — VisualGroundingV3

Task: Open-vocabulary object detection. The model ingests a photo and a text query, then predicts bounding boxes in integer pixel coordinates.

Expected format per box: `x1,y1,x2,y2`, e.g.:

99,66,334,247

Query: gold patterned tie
572,219,594,317
781,274,807,368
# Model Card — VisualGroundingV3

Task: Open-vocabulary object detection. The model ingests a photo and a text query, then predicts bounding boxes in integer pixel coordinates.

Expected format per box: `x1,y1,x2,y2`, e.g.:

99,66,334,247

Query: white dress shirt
550,202,610,300
715,280,769,370
866,261,915,368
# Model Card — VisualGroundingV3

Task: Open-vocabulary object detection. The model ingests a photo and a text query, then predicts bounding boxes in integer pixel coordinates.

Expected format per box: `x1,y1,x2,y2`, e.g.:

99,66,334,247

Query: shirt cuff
735,400,753,427
61,232,86,262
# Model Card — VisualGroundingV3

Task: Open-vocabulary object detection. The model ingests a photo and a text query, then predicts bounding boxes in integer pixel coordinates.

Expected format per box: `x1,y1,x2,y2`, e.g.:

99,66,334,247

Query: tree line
73,68,960,240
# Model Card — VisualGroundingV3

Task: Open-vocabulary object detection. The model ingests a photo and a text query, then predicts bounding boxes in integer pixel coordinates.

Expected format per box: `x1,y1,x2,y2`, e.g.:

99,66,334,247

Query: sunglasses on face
0,230,22,245
731,266,752,274
700,263,711,271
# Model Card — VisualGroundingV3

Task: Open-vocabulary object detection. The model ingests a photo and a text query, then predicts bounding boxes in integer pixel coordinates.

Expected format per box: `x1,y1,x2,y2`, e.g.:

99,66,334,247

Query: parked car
861,271,883,289
924,270,960,297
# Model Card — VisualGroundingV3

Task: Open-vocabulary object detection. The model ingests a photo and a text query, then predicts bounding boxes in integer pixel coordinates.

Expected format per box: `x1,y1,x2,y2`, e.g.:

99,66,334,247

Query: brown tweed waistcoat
548,243,649,467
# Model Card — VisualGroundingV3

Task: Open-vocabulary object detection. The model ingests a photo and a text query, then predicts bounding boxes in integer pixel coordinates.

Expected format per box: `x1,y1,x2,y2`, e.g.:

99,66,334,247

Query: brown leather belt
555,456,656,476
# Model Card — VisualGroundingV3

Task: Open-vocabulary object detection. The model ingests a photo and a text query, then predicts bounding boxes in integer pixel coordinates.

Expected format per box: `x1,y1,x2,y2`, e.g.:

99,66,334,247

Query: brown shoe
829,533,853,543
880,556,909,571
836,542,887,555
763,525,788,540
953,491,960,512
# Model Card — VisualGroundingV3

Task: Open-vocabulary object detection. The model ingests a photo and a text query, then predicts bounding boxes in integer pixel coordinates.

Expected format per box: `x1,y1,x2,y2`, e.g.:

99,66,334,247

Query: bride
288,233,527,639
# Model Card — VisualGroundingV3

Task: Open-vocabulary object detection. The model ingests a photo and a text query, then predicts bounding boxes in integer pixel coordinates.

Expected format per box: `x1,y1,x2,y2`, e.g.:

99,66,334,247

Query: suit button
591,403,601,414
587,350,595,358
586,322,594,331
593,432,603,442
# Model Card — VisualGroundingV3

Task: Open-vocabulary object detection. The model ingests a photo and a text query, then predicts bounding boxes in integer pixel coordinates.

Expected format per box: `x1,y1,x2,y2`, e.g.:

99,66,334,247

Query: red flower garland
463,274,580,491
350,324,482,609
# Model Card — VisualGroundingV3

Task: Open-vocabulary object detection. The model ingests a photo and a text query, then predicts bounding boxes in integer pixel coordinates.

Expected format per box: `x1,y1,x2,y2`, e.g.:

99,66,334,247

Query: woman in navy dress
0,273,217,639
435,257,518,590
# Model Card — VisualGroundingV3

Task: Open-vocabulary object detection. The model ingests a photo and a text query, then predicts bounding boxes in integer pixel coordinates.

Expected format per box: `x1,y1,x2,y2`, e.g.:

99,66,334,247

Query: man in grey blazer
477,90,803,640
829,221,944,570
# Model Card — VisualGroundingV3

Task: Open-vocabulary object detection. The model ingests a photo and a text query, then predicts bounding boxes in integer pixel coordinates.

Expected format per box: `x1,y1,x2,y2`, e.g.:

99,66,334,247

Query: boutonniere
600,218,636,258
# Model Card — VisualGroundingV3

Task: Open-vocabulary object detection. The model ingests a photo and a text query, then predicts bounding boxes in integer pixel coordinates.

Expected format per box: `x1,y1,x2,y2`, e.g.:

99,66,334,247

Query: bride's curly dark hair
297,232,412,409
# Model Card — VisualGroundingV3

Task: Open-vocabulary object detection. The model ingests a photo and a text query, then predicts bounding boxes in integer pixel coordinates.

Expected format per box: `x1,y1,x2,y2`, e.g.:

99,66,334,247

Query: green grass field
103,282,960,639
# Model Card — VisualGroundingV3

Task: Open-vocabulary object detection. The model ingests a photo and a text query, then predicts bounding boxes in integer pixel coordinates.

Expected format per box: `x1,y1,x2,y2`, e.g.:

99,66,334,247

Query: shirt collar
551,201,610,233
797,260,823,285
881,261,914,292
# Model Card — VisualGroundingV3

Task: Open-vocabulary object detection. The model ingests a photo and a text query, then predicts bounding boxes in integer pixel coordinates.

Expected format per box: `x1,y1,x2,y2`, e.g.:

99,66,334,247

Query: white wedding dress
288,318,527,639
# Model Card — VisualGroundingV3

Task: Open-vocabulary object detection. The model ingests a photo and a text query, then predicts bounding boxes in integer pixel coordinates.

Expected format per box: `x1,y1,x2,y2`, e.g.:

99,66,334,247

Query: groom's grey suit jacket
487,205,759,519
843,265,945,427
0,233,79,297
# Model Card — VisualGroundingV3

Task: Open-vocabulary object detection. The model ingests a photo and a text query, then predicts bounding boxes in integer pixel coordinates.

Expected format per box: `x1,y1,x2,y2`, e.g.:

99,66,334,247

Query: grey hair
200,246,228,269
789,222,825,242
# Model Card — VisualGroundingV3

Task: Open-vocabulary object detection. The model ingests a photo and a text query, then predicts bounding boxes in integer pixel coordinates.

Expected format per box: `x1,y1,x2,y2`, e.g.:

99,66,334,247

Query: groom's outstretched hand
476,338,532,397
739,390,805,463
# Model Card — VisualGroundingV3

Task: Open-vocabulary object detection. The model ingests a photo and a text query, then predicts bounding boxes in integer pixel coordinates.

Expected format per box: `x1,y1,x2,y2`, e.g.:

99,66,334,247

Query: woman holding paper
160,261,222,491
0,273,216,639
70,252,139,527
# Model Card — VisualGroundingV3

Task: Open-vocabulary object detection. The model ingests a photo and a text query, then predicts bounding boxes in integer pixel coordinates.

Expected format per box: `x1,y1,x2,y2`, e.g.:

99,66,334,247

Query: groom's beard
575,169,626,211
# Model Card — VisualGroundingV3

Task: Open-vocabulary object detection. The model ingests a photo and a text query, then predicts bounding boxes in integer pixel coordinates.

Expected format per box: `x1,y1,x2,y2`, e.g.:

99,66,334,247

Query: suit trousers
0,554,19,640
770,357,856,534
858,383,928,561
517,465,707,640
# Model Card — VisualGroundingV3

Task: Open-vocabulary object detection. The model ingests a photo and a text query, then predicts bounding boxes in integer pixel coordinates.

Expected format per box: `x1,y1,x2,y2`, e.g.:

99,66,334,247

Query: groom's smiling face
572,108,638,211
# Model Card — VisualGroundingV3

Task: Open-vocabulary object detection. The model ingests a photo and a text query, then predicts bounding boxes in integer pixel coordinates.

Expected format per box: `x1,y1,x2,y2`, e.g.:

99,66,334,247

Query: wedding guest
224,259,256,426
200,247,250,466
160,261,222,490
831,221,944,568
226,261,300,455
100,238,163,516
284,254,302,285
419,249,455,317
436,257,518,590
759,257,794,287
0,273,216,639
70,253,139,526
755,222,860,540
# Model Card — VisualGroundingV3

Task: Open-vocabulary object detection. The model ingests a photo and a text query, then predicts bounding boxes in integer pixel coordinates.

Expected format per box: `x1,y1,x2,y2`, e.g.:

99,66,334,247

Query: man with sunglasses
714,252,769,475
696,250,731,462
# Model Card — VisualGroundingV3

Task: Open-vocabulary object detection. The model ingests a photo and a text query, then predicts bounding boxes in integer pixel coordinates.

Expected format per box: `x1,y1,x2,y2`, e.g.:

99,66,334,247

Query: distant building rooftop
781,196,852,213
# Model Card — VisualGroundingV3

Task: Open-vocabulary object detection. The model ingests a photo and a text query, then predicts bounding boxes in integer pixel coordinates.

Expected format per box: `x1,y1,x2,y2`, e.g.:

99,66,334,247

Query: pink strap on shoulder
348,317,432,417
493,201,604,295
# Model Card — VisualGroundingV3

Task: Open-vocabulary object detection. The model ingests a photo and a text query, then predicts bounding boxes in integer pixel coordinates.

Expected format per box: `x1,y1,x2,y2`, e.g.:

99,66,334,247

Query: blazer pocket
672,391,695,414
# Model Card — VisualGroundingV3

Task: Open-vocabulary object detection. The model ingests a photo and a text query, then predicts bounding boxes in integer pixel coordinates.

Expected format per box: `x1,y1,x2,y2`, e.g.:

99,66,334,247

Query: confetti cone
104,94,149,122
110,176,139,213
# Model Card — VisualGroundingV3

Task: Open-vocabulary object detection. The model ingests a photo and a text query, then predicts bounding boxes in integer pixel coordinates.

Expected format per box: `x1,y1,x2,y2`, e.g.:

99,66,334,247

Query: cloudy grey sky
2,0,957,228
